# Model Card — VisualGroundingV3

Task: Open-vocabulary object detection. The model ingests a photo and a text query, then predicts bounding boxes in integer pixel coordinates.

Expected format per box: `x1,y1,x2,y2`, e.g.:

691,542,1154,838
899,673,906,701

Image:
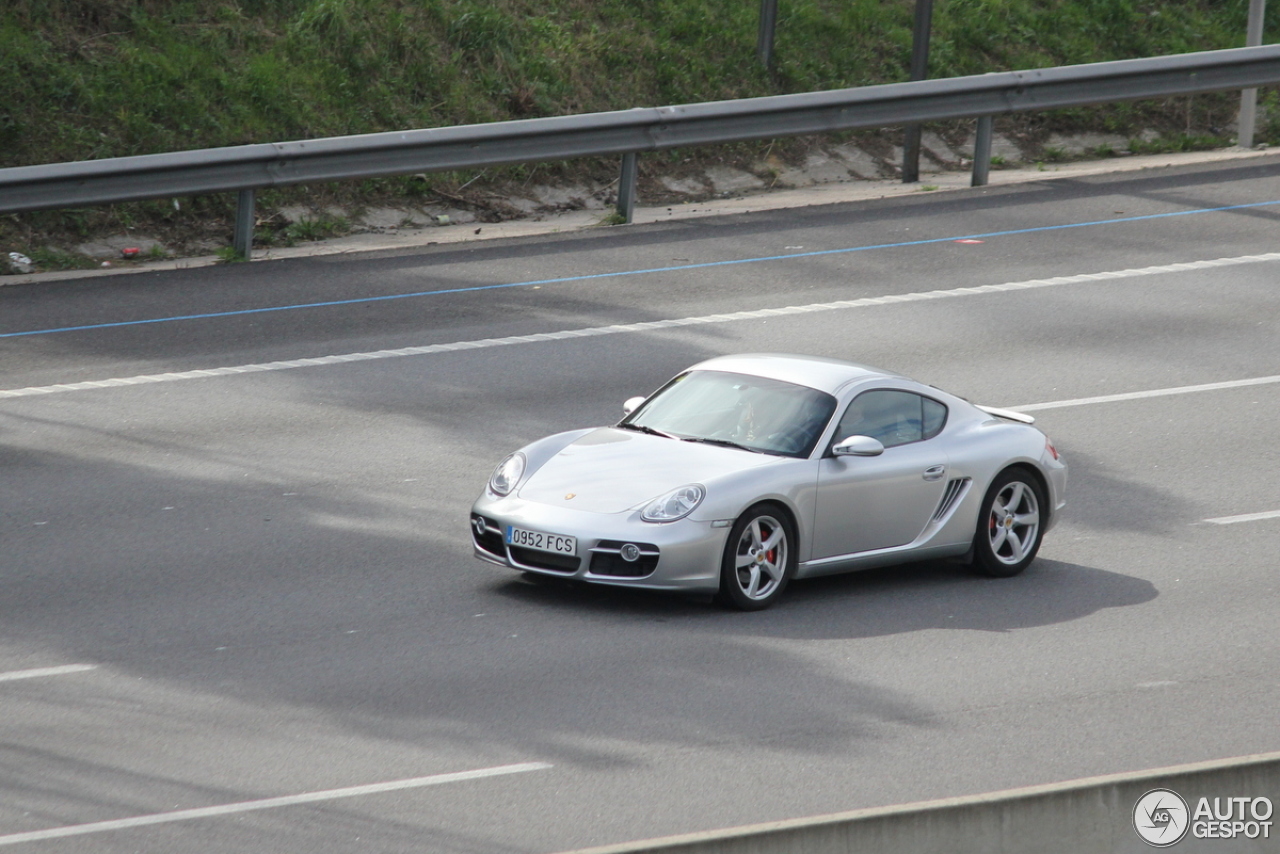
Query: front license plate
505,526,576,556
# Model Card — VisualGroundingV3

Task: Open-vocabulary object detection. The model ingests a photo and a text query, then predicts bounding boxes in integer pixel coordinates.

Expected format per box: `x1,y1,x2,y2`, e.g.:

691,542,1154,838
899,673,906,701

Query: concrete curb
557,751,1280,854
4,146,1279,288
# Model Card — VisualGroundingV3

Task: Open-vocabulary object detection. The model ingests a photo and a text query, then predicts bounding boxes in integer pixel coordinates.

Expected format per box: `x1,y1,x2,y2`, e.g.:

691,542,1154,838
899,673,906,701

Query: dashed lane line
1203,510,1280,525
3,252,1278,401
1011,374,1280,413
0,664,97,683
0,762,552,846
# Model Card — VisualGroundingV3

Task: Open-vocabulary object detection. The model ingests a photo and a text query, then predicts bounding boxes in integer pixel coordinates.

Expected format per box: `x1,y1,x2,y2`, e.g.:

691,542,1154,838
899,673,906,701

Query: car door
811,390,950,559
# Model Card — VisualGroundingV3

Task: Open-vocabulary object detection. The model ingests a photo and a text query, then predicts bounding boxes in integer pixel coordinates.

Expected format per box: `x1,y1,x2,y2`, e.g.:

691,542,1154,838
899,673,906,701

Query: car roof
686,353,905,395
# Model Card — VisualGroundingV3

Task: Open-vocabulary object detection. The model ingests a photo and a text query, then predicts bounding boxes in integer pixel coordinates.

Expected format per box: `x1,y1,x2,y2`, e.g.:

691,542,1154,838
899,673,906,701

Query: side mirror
622,396,646,416
833,435,885,457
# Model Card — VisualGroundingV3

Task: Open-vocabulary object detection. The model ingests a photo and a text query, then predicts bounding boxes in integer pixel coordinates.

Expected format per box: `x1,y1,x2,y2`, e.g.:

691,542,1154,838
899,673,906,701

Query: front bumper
470,493,727,592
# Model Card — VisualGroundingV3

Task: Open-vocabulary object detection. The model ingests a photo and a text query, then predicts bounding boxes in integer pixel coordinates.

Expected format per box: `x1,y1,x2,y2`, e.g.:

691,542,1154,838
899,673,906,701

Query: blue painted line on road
4,198,1280,339
6,254,1278,399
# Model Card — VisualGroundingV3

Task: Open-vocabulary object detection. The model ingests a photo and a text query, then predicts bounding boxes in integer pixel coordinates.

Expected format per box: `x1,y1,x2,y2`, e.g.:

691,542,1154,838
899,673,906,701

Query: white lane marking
1203,510,1280,525
1011,375,1280,412
0,664,97,683
1015,384,1280,531
0,762,551,846
2,252,1278,400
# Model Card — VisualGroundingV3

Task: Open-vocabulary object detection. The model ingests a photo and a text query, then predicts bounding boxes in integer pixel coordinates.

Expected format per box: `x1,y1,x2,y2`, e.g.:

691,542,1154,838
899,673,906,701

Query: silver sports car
471,354,1066,610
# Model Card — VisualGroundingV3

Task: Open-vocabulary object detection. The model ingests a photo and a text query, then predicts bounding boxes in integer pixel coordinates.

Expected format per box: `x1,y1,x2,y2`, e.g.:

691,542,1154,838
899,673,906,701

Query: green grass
4,0,1275,171
2,0,1279,260
256,213,351,246
26,246,98,271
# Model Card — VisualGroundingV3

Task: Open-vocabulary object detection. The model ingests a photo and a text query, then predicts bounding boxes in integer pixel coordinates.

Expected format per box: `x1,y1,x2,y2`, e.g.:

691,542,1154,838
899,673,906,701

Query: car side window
835,390,947,449
922,396,947,440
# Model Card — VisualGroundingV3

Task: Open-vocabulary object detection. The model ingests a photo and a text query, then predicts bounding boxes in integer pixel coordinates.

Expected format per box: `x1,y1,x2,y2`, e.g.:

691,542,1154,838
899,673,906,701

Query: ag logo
1134,788,1190,847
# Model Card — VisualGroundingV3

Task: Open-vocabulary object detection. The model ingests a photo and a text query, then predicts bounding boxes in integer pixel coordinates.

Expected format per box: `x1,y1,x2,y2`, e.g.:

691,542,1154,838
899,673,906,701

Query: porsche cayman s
471,354,1066,610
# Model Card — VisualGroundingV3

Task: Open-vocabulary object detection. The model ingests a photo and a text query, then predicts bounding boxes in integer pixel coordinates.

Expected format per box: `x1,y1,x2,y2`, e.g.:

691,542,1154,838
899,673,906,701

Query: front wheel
973,469,1045,577
716,504,796,611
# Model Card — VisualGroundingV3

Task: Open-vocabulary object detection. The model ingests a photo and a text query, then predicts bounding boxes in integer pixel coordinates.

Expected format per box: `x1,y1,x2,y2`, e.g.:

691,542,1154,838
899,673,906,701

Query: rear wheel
716,504,795,611
973,469,1045,577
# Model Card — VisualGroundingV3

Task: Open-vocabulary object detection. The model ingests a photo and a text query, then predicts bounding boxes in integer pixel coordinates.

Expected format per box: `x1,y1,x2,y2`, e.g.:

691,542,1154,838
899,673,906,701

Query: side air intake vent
932,478,971,521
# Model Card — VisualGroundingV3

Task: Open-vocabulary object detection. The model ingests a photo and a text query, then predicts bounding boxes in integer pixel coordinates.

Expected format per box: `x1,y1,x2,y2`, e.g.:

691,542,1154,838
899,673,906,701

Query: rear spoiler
976,405,1036,425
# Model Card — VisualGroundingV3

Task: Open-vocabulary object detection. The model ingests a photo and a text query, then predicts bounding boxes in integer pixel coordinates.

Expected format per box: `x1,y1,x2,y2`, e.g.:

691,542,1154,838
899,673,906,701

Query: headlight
641,484,705,522
488,452,526,496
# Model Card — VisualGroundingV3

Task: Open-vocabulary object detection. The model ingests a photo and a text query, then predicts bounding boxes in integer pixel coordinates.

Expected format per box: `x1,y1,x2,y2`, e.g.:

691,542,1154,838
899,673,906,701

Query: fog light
619,543,641,563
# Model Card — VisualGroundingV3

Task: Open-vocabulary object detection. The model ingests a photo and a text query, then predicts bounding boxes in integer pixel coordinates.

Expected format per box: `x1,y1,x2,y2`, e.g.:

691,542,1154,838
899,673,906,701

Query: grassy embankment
2,0,1277,265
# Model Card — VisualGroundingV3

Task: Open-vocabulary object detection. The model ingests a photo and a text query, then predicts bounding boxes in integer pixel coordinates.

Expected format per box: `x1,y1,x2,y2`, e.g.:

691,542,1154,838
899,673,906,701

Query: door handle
922,464,947,482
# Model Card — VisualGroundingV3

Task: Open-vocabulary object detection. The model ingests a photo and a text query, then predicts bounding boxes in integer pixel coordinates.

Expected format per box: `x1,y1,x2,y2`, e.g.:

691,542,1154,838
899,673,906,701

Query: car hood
517,427,776,514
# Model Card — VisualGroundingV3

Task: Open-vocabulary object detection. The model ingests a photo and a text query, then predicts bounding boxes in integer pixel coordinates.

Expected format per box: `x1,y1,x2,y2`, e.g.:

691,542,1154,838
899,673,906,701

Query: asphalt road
2,157,1279,853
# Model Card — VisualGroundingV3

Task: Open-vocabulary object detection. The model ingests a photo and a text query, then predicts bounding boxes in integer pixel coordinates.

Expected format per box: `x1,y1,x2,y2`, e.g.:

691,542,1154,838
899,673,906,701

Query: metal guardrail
555,750,1280,854
3,45,1280,258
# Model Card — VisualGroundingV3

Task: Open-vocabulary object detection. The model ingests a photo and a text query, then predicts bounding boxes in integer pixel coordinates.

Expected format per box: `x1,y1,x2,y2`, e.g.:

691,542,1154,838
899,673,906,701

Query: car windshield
621,370,837,458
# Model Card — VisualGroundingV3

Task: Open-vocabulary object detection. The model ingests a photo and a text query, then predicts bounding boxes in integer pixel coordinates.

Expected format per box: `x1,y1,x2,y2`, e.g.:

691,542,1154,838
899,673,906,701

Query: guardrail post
233,189,255,260
616,153,638,224
971,116,994,187
901,0,934,183
902,127,922,184
1238,0,1267,148
758,0,779,68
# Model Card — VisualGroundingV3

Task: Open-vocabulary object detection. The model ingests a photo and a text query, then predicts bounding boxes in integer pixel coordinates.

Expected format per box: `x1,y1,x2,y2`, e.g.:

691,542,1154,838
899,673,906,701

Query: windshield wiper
683,437,762,453
617,423,678,439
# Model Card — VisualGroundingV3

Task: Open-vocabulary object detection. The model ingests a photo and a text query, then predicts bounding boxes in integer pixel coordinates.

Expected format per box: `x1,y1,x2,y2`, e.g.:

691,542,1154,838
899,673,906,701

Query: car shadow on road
1055,448,1197,536
491,555,1157,642
768,557,1156,639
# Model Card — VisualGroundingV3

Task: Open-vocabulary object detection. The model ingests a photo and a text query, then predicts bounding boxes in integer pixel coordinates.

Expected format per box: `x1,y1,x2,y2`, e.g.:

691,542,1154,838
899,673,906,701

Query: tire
973,468,1045,577
716,504,796,611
